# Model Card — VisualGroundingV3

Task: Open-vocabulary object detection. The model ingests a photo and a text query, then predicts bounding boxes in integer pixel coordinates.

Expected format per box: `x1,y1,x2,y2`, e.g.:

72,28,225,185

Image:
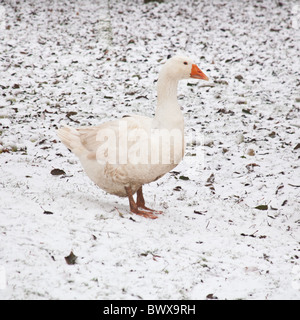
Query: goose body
57,56,208,218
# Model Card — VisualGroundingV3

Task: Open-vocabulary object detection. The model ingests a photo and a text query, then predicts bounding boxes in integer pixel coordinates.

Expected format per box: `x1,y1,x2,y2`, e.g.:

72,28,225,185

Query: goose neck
154,74,183,130
156,74,179,107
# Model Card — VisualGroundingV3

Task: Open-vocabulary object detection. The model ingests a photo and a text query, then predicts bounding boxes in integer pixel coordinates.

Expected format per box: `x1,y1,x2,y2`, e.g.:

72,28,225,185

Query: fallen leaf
247,149,255,156
170,171,180,176
275,183,284,194
152,254,161,261
66,111,77,117
136,95,149,100
205,173,215,185
235,75,244,81
204,140,214,147
38,139,47,145
241,230,263,238
66,111,80,123
43,210,53,215
64,251,77,265
294,143,300,150
205,173,216,194
217,108,235,115
214,79,228,85
254,205,268,210
206,293,218,300
242,108,251,114
51,168,66,176
173,186,182,191
268,131,276,138
179,175,189,181
194,210,206,215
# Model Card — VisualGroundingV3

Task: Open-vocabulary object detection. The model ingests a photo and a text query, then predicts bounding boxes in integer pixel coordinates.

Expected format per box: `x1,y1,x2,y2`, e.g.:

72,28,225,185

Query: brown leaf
247,149,255,156
206,293,218,300
206,173,215,185
235,75,244,81
217,108,235,115
51,168,66,176
268,131,276,138
66,111,77,117
65,251,77,265
275,183,284,194
66,111,80,123
173,186,182,191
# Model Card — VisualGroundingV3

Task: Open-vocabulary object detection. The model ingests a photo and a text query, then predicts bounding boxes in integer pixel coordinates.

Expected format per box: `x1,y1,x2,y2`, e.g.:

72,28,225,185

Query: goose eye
183,61,188,65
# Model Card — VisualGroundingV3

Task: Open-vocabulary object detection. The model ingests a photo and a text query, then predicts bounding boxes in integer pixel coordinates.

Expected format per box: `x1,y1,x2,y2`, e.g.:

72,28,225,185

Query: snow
0,0,299,300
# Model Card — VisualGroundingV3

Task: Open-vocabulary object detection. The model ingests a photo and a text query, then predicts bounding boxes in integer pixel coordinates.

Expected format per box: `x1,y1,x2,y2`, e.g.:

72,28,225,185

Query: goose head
161,55,209,81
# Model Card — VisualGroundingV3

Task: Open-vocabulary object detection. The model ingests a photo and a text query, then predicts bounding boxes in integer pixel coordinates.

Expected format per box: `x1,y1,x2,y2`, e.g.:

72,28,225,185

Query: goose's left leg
125,186,158,219
136,186,163,214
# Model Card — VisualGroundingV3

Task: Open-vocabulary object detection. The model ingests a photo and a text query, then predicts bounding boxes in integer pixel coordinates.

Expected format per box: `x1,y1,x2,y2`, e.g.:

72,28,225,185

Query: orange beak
190,64,209,81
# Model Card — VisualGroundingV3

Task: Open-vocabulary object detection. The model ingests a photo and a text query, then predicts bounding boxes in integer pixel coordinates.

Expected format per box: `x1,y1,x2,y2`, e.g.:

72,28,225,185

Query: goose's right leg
136,186,163,214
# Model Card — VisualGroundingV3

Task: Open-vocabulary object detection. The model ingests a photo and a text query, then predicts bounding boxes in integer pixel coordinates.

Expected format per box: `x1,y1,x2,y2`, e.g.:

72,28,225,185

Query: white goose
57,56,208,219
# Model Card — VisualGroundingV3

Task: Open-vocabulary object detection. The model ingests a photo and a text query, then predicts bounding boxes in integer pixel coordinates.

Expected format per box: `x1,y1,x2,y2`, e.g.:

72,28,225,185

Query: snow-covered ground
0,0,299,300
